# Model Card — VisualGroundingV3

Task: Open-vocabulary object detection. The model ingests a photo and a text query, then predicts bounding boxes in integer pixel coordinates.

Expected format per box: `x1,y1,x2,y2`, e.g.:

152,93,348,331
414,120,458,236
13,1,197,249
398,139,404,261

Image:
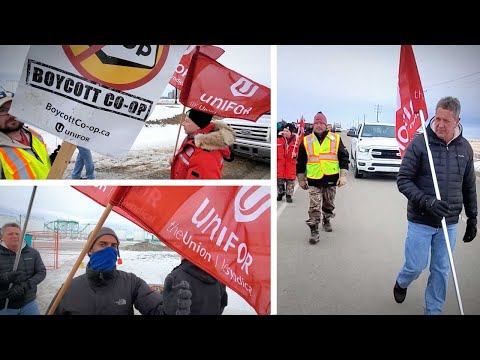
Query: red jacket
277,135,297,180
170,121,235,179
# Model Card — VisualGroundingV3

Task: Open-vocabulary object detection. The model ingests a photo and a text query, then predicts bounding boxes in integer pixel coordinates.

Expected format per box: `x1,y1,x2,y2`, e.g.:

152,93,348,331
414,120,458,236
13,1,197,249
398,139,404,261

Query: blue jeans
72,146,95,179
0,299,41,315
396,221,458,315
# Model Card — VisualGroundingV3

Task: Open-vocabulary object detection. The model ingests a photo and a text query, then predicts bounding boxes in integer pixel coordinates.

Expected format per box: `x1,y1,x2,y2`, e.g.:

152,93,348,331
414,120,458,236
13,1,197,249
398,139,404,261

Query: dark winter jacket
170,121,235,179
165,259,227,315
52,265,165,315
296,130,350,188
0,242,46,309
397,121,477,227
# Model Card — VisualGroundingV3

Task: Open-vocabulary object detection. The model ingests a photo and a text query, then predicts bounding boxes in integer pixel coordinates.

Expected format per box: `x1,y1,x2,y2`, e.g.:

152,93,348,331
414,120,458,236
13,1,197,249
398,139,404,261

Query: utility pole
374,104,382,122
174,87,178,105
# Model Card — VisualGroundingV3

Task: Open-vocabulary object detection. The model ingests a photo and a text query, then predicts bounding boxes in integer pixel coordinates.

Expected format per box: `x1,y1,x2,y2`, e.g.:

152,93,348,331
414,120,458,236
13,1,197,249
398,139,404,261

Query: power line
445,78,480,89
425,71,480,89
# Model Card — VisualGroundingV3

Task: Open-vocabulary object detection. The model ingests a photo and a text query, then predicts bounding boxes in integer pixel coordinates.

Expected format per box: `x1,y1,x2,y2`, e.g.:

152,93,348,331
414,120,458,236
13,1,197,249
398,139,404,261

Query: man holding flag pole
393,45,477,315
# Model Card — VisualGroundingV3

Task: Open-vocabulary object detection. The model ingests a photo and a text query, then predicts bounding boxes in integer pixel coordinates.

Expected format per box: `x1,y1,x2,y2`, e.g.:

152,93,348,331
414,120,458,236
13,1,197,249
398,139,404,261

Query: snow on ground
36,245,256,315
39,124,184,179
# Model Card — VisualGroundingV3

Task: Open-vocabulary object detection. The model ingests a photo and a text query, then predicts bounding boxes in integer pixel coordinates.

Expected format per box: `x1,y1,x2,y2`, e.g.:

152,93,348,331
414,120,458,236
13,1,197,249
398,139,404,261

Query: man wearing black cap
50,227,192,315
170,108,235,179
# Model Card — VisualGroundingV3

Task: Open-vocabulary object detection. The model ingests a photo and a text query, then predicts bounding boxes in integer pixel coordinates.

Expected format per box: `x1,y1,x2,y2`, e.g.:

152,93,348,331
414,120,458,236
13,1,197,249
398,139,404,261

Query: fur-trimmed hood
194,121,235,151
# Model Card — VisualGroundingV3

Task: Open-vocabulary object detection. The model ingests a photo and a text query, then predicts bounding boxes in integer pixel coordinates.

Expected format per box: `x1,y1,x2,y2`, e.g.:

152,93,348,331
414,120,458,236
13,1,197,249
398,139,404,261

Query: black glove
0,270,27,285
49,145,61,164
425,197,450,218
163,276,192,315
6,281,30,300
463,218,477,243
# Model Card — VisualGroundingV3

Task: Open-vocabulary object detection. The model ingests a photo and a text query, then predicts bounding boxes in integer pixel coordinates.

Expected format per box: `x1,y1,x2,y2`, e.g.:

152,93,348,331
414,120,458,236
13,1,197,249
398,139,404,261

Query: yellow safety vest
303,132,340,179
0,129,51,179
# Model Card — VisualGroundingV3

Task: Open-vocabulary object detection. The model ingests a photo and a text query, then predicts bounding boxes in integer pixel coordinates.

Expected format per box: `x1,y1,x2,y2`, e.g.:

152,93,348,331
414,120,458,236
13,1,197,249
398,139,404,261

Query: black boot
393,281,407,303
277,193,284,201
286,195,293,203
322,218,332,232
308,224,319,244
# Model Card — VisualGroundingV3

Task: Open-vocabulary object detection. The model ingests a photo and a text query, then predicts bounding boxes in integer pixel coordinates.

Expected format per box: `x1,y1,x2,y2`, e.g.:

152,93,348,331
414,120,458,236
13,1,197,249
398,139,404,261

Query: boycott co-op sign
10,45,185,158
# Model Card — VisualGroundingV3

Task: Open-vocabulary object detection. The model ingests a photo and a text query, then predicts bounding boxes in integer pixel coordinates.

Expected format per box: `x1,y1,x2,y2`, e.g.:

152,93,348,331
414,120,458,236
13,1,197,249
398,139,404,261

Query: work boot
277,193,284,201
322,218,332,232
286,195,293,203
308,224,319,244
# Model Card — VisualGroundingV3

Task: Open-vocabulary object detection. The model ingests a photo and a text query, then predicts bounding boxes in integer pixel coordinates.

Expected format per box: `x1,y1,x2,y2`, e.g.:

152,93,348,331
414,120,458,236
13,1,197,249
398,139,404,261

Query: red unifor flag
73,186,271,315
180,51,270,121
291,116,305,158
169,45,225,90
395,45,429,158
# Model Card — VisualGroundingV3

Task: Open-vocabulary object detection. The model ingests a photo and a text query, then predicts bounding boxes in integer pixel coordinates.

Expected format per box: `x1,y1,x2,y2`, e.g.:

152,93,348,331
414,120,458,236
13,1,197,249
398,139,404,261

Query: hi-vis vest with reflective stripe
0,129,51,179
304,132,340,179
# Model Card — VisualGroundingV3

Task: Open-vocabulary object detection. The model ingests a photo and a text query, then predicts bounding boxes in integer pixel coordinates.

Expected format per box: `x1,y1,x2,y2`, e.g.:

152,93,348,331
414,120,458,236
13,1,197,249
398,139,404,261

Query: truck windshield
361,125,395,138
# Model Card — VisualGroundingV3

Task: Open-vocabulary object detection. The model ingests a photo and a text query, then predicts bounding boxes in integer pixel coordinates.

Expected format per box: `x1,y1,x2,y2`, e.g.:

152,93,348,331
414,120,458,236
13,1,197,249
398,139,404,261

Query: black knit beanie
186,109,213,129
88,227,120,257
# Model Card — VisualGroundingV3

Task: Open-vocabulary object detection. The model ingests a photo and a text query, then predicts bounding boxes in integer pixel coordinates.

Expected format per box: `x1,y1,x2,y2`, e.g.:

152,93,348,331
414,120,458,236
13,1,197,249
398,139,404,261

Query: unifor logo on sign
63,45,171,91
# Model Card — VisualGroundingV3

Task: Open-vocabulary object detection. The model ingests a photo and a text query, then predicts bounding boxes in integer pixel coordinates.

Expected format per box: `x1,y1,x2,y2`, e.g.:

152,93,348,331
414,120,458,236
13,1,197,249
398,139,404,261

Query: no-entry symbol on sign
63,45,171,90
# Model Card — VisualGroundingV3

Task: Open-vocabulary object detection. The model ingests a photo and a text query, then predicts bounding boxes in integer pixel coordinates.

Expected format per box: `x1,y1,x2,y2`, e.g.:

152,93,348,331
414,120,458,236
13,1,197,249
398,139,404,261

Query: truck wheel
354,162,364,178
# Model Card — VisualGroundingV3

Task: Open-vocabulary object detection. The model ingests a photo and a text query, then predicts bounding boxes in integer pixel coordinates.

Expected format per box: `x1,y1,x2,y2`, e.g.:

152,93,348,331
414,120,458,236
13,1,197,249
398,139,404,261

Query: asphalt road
277,132,480,315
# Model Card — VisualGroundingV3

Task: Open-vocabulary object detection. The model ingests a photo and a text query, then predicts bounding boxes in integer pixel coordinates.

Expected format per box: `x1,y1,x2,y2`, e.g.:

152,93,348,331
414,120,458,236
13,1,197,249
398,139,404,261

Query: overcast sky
278,45,480,133
0,186,140,231
0,45,270,95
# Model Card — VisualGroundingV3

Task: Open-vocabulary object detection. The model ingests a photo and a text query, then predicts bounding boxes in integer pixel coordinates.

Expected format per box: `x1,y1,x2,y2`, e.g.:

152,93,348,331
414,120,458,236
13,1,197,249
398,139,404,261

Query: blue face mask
89,246,118,271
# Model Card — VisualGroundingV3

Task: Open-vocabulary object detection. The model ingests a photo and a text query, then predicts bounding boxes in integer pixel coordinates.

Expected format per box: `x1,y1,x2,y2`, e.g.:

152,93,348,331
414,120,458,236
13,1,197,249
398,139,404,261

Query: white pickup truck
348,122,402,178
221,113,271,163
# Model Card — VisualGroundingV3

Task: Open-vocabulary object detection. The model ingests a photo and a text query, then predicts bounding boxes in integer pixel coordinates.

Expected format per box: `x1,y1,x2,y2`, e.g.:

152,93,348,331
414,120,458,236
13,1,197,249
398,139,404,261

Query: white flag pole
419,109,464,315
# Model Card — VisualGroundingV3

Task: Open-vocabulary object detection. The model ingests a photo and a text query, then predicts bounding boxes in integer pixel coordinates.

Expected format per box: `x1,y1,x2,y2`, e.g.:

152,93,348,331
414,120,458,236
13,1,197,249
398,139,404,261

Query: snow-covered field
36,243,256,315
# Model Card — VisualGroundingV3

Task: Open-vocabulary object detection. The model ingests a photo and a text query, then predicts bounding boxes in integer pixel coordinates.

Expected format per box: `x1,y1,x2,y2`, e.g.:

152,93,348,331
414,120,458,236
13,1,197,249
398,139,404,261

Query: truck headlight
358,146,369,153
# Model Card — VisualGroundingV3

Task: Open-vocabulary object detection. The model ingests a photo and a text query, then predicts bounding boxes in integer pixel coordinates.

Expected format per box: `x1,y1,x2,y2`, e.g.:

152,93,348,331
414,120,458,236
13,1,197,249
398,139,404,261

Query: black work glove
0,270,27,285
6,281,30,300
463,218,477,243
49,145,61,164
163,276,192,315
425,197,450,218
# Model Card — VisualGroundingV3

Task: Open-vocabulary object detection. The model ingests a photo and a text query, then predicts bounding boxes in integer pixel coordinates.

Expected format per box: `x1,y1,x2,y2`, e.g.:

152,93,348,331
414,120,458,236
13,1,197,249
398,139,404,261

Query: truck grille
371,149,401,159
228,124,270,143
371,163,401,167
